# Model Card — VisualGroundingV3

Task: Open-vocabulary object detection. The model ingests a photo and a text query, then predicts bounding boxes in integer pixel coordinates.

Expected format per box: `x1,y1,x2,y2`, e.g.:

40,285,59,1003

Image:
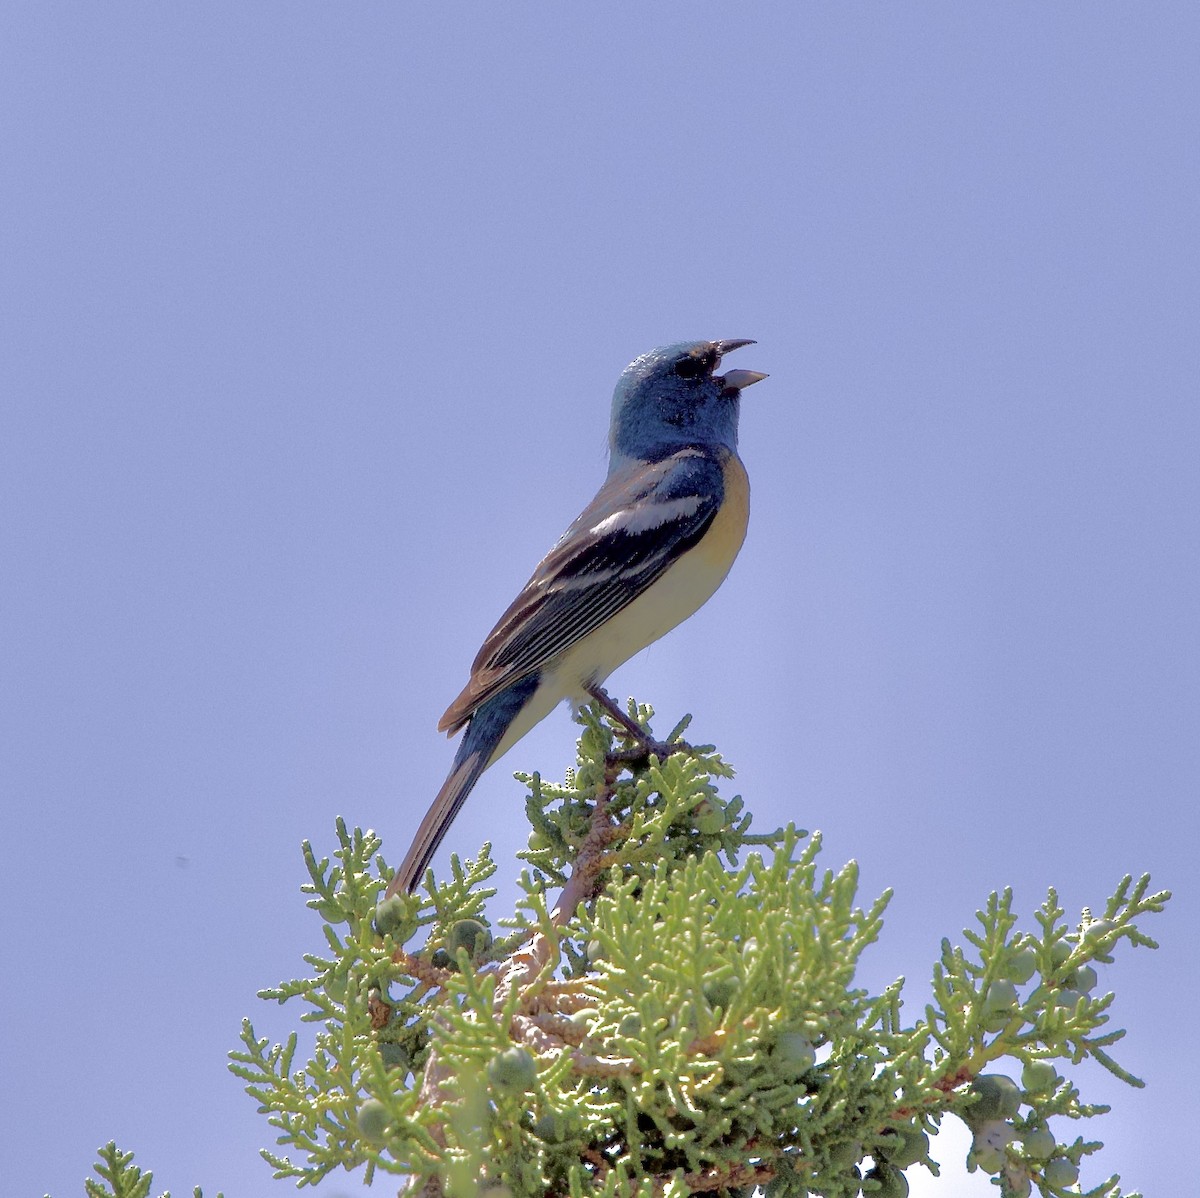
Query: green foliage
71,1140,220,1198
226,698,1169,1197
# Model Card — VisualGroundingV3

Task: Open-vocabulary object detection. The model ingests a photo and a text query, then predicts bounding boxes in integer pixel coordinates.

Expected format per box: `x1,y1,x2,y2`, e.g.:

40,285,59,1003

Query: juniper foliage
220,699,1168,1198
73,1141,219,1198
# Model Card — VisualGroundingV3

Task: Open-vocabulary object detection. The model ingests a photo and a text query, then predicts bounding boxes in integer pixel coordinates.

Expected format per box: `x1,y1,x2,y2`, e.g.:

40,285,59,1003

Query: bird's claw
608,737,691,766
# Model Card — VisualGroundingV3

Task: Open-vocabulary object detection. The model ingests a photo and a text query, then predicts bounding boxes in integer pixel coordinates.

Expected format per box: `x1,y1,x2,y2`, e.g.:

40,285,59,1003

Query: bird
387,339,766,896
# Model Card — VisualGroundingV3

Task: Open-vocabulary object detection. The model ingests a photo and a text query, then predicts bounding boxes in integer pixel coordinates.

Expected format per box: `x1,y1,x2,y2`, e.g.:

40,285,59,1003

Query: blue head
607,339,767,472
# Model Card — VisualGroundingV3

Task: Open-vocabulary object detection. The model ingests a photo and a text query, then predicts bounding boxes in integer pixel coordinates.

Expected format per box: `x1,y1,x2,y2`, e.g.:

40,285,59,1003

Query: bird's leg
585,683,648,742
584,683,685,761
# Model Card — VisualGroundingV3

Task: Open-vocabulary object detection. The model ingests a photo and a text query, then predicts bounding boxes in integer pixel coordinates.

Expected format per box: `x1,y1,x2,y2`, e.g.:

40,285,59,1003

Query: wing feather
439,447,725,732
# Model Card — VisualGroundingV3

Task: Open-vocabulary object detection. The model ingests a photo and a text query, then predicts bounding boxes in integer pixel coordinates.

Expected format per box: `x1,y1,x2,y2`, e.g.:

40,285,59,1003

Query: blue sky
3,6,1196,1196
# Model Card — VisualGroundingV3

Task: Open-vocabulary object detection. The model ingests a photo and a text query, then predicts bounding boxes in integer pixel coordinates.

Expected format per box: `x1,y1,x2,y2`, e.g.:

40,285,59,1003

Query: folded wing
439,446,725,733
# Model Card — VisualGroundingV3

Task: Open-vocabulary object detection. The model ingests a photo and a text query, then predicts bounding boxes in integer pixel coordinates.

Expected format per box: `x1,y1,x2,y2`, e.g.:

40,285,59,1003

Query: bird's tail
386,674,540,897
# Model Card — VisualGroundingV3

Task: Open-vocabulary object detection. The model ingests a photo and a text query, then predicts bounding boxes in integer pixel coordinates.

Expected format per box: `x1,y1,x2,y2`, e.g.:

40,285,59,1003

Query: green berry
356,1098,389,1143
487,1046,538,1094
1021,1125,1056,1159
1042,1156,1079,1187
970,1141,1004,1175
969,1121,1013,1173
1083,918,1116,942
1070,964,1098,993
827,1139,862,1168
1054,987,1085,1010
532,1110,565,1141
966,1074,1022,1126
693,797,727,834
1007,1172,1033,1198
1007,947,1038,985
981,1009,1011,1033
864,1164,908,1198
984,979,1019,1013
617,1012,641,1036
379,1042,411,1073
373,895,413,939
703,976,740,1010
876,1125,928,1168
771,1031,817,1078
447,918,492,959
430,947,453,971
1050,939,1074,969
586,938,604,963
982,979,1019,1029
1021,1059,1059,1094
526,829,550,851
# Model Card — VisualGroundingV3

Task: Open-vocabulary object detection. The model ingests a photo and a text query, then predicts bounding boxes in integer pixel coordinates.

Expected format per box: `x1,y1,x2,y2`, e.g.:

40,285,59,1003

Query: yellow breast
484,450,750,766
695,451,750,569
546,451,749,695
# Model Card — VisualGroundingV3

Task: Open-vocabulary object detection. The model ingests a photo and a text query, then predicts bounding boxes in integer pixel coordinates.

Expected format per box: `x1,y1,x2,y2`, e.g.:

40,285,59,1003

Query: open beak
720,368,769,391
713,340,767,393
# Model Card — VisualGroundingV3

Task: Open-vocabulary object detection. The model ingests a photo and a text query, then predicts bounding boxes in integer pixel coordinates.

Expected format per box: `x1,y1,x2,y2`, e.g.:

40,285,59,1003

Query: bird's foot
584,684,690,763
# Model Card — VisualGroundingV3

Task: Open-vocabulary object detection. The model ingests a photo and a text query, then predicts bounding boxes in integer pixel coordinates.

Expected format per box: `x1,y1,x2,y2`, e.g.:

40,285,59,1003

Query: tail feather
386,742,492,896
386,673,540,897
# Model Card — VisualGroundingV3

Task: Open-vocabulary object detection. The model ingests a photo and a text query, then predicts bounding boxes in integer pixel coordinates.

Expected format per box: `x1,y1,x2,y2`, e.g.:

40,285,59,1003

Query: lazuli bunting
388,339,766,895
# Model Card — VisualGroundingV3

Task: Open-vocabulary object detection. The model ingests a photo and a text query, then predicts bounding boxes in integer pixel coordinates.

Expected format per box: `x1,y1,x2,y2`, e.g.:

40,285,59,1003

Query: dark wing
438,447,725,733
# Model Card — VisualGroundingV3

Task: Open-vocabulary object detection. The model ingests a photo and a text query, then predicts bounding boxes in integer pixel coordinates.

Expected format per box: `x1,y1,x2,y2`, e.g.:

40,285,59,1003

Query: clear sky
3,5,1196,1197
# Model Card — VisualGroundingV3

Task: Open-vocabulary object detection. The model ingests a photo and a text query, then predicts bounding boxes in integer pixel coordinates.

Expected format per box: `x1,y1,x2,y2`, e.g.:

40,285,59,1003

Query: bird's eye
673,354,709,380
